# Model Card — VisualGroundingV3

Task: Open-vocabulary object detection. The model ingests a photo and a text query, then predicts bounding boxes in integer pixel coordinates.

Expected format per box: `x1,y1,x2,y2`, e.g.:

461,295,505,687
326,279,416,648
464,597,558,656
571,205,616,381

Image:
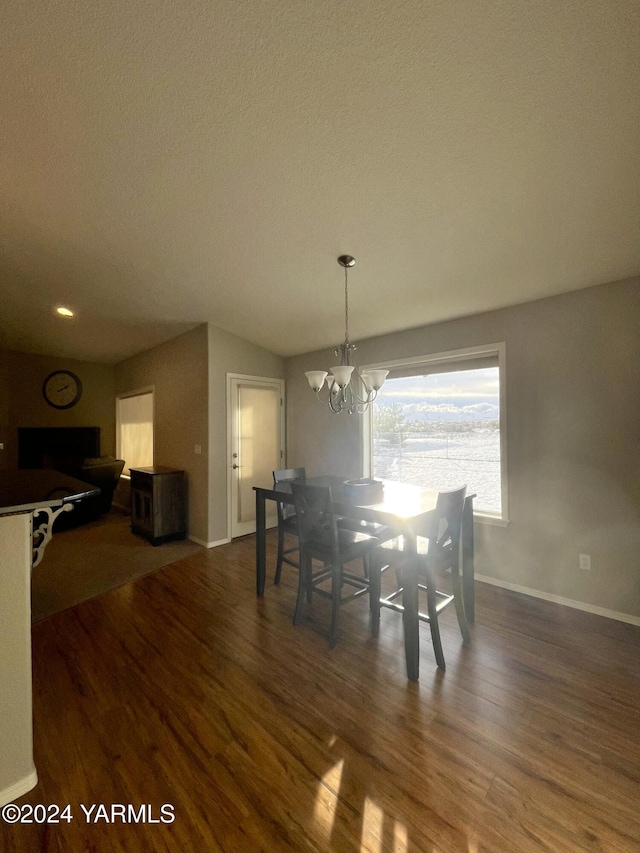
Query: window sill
474,512,509,527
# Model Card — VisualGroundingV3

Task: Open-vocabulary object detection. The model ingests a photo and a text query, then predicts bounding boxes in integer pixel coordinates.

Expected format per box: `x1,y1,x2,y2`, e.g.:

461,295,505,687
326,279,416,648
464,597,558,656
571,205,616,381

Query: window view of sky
374,368,499,423
372,368,502,514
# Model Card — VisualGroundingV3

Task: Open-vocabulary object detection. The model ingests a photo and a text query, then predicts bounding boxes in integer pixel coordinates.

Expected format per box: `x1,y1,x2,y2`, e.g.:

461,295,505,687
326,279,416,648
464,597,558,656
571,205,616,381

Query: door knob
232,464,244,469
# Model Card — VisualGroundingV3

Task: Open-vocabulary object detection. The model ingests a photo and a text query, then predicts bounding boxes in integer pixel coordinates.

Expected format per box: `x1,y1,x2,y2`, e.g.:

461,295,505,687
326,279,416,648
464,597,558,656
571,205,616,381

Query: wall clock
42,370,83,409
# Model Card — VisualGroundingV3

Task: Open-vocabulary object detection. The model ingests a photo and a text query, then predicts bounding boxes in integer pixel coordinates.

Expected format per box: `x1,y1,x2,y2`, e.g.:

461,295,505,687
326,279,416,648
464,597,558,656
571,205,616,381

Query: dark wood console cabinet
130,466,186,545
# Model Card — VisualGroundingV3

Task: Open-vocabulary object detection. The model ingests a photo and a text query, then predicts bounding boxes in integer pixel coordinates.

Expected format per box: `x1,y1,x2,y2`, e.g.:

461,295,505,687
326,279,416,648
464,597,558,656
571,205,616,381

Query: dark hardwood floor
4,531,640,851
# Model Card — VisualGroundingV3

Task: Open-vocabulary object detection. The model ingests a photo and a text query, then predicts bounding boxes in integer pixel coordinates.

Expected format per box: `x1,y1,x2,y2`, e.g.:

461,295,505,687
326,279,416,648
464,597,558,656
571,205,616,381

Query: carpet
31,509,203,622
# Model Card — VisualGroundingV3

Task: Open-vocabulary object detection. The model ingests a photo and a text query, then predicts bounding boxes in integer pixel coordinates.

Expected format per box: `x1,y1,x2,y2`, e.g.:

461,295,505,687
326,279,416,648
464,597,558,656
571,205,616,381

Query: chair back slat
273,468,306,521
290,482,336,555
425,485,467,572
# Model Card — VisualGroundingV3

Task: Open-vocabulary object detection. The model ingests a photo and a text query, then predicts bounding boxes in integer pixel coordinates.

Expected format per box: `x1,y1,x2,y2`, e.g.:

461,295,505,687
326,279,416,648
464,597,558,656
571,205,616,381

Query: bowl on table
342,478,384,505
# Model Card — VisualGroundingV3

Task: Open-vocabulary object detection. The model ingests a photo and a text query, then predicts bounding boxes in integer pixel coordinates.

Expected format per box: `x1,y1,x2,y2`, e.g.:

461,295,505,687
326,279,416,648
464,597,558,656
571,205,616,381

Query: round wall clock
43,370,83,409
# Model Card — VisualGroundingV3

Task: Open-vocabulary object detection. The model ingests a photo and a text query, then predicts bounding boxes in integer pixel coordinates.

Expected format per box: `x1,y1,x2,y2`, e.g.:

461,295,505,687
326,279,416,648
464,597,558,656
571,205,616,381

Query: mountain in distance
377,396,499,424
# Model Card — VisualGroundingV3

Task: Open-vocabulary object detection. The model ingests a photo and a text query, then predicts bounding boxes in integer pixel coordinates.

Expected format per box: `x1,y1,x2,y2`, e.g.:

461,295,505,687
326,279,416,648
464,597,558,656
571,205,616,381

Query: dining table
253,476,475,682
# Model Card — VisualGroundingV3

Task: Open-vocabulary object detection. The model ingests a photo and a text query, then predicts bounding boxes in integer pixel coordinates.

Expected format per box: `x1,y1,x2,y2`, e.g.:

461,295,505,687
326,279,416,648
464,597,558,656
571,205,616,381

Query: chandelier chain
344,264,350,347
304,253,388,413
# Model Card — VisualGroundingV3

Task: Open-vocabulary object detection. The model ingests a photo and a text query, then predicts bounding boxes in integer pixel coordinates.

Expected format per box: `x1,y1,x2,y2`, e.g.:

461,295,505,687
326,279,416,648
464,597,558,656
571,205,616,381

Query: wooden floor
4,532,640,852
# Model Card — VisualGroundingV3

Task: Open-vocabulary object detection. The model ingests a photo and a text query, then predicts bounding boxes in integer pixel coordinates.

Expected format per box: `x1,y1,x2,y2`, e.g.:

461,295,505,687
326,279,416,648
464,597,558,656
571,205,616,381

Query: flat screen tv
18,427,101,469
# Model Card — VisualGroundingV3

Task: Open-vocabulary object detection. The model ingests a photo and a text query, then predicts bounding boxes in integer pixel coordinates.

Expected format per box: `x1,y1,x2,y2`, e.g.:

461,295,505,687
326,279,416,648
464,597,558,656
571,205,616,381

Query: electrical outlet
579,553,591,571
194,444,202,455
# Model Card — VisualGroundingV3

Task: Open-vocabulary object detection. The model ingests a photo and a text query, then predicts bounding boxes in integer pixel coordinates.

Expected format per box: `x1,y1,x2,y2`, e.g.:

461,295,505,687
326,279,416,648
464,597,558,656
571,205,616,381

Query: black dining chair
272,467,306,584
370,484,469,670
290,481,382,648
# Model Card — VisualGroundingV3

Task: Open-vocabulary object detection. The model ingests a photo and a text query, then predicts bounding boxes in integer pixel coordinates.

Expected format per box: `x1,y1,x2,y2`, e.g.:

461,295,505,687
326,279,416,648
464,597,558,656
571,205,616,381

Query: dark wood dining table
253,476,475,682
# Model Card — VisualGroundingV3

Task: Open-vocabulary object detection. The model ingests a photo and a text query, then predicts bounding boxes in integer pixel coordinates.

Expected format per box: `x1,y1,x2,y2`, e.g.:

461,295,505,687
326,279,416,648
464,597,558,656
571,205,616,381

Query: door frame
226,373,285,540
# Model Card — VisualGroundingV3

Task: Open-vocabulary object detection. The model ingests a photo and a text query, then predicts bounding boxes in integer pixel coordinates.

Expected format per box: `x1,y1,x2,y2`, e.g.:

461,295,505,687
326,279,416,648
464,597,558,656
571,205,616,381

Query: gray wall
115,325,209,543
207,324,285,544
115,321,285,546
286,277,640,619
0,350,116,470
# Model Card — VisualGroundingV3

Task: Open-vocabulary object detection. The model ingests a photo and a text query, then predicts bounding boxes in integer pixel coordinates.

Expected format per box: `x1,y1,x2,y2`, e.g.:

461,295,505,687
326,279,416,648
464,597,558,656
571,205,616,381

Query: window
116,389,154,476
365,344,507,521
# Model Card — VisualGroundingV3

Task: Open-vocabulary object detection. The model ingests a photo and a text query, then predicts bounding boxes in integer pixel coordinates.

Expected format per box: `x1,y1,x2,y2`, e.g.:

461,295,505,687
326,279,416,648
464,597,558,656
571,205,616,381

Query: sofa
47,455,125,529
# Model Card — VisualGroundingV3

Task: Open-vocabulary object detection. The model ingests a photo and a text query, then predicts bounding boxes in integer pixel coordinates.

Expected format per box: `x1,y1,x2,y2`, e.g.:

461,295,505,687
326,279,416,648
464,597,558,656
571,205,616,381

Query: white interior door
228,375,284,538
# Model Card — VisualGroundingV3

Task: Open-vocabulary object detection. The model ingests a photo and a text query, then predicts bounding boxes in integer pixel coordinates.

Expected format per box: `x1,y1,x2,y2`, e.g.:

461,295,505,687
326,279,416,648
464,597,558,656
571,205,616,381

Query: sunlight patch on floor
313,759,344,840
361,798,410,852
362,798,384,852
393,818,409,851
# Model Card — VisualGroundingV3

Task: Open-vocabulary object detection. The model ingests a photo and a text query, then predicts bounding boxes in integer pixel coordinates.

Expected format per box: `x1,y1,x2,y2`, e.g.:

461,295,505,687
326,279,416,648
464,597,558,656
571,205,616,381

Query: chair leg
451,570,471,643
294,552,310,625
370,554,382,637
362,555,372,608
329,562,342,648
363,553,370,581
425,573,446,670
313,559,328,604
274,522,285,584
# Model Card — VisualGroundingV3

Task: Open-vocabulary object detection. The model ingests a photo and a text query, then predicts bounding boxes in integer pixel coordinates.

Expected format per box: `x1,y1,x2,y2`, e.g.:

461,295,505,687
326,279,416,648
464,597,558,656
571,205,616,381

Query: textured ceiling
2,0,639,362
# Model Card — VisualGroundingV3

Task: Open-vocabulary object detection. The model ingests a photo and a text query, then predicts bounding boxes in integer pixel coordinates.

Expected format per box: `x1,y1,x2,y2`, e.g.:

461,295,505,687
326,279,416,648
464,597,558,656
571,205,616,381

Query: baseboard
188,536,231,549
475,573,640,627
0,768,38,808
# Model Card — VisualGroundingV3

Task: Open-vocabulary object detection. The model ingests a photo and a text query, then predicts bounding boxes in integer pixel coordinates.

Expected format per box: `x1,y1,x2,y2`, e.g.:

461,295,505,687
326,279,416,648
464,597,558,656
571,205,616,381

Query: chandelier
305,255,389,414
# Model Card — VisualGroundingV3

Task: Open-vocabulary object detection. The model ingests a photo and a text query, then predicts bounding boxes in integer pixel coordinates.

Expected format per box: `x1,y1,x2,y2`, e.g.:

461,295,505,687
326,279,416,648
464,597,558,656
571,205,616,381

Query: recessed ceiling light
55,306,75,318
